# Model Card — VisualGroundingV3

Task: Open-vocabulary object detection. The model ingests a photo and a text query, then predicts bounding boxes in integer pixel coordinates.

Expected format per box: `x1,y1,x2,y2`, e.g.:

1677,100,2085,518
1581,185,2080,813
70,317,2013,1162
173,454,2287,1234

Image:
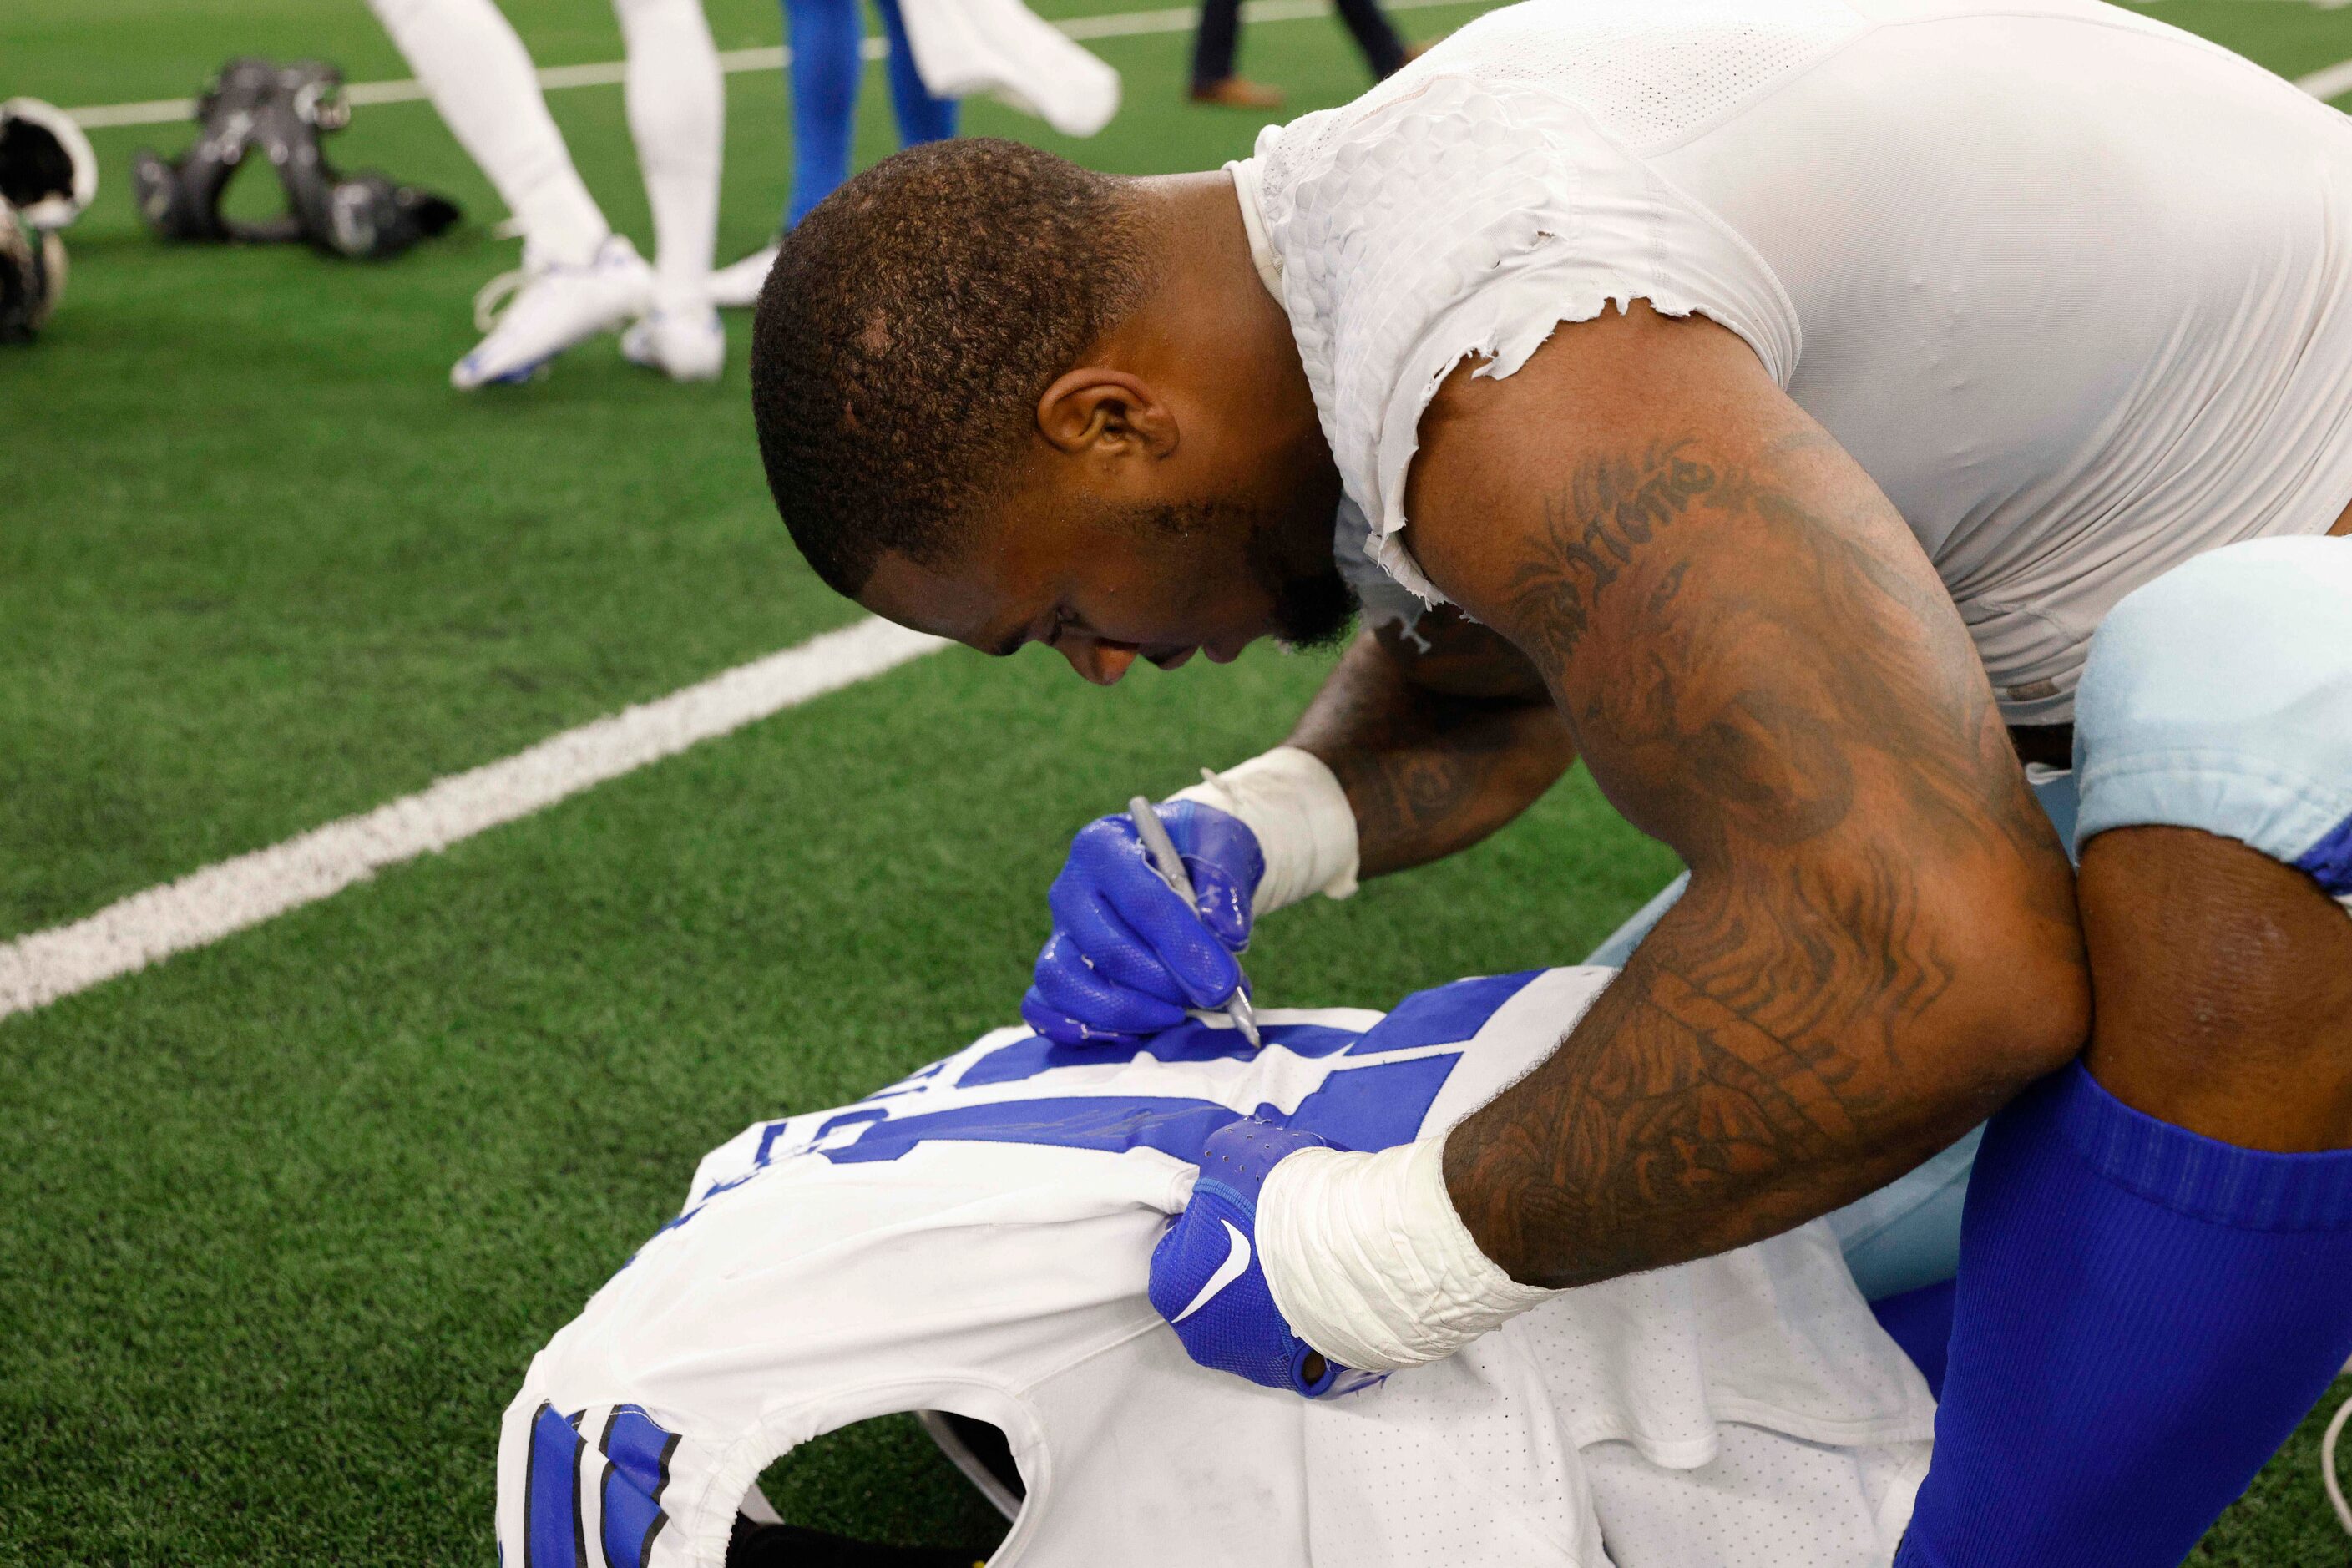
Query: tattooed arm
1404,304,2088,1287
1286,610,1579,878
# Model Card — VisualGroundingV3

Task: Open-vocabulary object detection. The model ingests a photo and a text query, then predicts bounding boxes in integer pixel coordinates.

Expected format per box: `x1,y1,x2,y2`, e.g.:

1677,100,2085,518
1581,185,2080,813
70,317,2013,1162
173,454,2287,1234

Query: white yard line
0,618,943,1022
2299,55,2352,99
63,0,1484,129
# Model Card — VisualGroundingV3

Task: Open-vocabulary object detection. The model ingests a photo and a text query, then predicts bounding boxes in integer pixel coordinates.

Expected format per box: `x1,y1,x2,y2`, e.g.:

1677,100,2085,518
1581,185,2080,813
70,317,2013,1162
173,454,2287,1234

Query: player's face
859,488,1355,686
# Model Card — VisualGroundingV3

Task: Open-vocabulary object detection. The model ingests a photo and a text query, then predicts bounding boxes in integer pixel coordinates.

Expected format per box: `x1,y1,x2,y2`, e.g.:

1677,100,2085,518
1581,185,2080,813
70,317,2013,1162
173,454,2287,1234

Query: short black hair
749,139,1151,597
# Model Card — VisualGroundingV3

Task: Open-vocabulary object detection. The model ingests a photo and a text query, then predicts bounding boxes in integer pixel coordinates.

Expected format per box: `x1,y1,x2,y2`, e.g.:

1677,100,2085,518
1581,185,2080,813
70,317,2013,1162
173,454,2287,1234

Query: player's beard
1243,510,1358,652
1266,557,1357,650
1117,498,1359,653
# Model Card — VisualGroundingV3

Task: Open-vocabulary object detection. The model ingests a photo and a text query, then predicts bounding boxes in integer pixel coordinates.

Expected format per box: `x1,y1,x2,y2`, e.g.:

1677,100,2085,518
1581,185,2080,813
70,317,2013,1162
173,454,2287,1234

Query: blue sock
782,0,862,229
1897,1062,2352,1568
874,0,959,146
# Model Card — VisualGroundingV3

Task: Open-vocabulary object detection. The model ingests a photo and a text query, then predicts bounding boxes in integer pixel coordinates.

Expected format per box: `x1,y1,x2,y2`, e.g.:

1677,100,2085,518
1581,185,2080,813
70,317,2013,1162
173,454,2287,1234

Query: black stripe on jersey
638,1431,680,1565
570,1412,589,1568
523,1402,547,1568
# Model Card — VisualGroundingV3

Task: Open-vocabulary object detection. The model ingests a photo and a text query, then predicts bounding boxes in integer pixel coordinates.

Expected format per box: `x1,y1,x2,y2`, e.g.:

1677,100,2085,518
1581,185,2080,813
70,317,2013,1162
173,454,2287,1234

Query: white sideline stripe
2299,57,2352,99
0,618,945,1022
63,0,1479,129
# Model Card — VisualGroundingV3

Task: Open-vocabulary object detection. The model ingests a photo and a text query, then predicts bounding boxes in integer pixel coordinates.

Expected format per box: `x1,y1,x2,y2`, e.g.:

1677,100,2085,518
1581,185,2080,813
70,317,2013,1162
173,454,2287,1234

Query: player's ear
1036,367,1179,460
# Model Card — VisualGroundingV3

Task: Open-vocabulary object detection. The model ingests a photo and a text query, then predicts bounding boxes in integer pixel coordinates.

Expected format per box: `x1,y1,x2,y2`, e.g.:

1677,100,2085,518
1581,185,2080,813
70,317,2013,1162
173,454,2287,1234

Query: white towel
893,0,1120,137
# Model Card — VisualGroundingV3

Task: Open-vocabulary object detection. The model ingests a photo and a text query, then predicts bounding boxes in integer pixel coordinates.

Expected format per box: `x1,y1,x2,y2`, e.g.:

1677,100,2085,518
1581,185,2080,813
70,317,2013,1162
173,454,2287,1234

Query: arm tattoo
1325,697,1551,876
1442,431,2075,1288
1504,440,1718,665
1287,615,1577,879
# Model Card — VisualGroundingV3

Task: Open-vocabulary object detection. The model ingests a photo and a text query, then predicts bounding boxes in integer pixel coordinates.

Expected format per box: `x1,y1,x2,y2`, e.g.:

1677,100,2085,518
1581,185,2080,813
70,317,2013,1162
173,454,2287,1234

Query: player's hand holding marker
1022,747,1363,1047
1022,799,1264,1046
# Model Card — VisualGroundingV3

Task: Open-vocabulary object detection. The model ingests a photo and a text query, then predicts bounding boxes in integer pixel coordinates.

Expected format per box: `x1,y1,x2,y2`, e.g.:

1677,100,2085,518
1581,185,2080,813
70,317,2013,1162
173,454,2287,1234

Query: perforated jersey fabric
1237,0,2352,721
498,968,1933,1568
1586,1424,1929,1568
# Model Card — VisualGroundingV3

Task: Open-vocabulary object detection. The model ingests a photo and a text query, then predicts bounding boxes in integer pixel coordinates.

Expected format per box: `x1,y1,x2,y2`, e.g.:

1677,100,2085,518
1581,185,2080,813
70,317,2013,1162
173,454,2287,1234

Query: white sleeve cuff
1170,746,1360,914
1255,1133,1555,1373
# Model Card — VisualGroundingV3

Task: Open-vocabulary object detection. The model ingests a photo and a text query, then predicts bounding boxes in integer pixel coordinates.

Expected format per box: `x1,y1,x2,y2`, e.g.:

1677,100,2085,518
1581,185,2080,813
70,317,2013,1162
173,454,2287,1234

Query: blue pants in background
783,0,958,231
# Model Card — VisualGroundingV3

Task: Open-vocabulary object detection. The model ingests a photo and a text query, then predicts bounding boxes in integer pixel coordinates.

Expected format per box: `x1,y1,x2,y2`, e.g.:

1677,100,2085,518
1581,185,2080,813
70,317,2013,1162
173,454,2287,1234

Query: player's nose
1062,637,1140,685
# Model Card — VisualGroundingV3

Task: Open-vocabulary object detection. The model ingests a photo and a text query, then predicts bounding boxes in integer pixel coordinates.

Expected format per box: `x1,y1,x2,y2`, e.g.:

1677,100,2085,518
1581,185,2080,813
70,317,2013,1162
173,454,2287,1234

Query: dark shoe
1188,76,1286,109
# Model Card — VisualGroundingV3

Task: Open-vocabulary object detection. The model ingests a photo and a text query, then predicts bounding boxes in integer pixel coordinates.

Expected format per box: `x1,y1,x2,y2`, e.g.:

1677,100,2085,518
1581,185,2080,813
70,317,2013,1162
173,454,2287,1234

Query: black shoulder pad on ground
132,57,459,259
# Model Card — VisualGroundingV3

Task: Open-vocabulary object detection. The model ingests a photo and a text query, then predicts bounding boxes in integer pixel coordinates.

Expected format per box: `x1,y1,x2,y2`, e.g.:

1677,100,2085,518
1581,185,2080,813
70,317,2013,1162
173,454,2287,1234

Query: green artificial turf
6,0,2352,1563
0,0,1454,944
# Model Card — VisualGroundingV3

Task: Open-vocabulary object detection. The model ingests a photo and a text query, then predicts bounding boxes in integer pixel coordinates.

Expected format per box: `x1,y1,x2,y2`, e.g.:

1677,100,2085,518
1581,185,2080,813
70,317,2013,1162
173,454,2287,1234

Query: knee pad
2073,537,2352,903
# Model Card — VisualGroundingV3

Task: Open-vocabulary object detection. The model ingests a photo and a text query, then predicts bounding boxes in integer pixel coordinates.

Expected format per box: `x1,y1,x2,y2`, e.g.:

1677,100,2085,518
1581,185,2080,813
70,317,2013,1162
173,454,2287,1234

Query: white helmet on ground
0,97,98,230
0,197,66,342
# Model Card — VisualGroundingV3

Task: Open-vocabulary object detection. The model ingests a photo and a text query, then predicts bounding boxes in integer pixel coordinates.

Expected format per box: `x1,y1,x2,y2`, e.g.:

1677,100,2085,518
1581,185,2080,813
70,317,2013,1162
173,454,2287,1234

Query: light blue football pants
1580,535,2352,1301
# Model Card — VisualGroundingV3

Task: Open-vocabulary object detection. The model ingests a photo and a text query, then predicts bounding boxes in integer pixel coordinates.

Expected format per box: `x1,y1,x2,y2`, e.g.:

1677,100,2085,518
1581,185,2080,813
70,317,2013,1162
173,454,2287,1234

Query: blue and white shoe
620,301,725,383
1148,1117,1348,1397
707,242,778,311
451,235,653,390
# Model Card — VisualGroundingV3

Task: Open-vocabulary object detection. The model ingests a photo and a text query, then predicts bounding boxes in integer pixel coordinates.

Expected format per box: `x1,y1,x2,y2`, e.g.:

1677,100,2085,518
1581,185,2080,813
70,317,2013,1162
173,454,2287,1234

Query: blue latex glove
1022,800,1264,1047
1148,1117,1346,1397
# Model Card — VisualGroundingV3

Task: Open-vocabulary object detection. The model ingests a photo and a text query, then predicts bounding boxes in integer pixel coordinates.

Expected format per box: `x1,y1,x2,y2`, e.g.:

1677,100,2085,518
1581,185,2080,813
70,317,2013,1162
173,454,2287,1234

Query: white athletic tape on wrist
1256,1133,1555,1373
1170,746,1359,914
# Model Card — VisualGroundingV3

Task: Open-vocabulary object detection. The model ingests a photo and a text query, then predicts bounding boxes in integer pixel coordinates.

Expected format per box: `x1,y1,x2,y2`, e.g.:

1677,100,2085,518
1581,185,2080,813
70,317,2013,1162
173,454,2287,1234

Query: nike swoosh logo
1171,1221,1252,1324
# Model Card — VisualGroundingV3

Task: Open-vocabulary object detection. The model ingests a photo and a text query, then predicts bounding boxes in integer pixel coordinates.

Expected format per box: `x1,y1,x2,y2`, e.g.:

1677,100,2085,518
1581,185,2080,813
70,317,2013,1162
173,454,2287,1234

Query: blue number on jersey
823,1050,1462,1166
958,1018,1362,1088
676,974,1539,1232
1346,970,1541,1054
524,1402,679,1568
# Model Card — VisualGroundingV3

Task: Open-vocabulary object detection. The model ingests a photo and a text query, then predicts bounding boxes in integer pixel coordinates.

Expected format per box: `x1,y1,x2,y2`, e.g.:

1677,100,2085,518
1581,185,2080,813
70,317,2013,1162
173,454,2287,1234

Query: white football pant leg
364,0,609,266
613,0,724,313
2073,534,2352,904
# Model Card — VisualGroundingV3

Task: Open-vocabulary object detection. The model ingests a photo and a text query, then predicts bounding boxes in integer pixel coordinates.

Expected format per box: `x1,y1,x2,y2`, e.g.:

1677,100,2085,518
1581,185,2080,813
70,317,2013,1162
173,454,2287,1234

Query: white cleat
620,304,726,382
450,235,655,390
707,243,780,310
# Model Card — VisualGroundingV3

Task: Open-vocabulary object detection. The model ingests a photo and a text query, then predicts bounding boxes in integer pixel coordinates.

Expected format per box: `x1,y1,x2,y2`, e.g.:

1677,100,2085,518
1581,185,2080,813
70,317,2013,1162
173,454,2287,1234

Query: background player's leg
874,0,960,148
713,0,879,310
613,0,726,378
1899,537,2352,1568
366,0,608,263
1187,0,1279,107
372,0,655,386
1191,0,1242,93
614,0,722,303
784,0,863,230
1331,0,1407,79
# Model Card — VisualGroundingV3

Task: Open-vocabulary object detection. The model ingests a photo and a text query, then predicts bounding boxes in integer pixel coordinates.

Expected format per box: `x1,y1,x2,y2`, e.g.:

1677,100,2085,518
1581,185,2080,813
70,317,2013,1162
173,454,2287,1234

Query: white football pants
367,0,721,302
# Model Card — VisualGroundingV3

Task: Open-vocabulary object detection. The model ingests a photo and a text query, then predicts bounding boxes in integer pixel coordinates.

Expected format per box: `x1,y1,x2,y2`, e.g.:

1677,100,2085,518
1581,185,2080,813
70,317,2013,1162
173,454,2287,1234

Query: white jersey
498,969,1933,1568
1235,0,2352,722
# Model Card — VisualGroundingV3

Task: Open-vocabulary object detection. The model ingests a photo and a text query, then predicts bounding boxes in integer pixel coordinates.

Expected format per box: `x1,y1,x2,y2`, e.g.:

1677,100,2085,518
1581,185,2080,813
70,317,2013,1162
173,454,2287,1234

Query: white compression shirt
1232,0,2352,722
498,969,1932,1568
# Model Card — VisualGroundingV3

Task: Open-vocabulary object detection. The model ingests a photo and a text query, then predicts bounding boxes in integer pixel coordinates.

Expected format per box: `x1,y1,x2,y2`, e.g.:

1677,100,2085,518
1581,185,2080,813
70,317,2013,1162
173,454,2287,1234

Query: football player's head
751,139,1353,686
